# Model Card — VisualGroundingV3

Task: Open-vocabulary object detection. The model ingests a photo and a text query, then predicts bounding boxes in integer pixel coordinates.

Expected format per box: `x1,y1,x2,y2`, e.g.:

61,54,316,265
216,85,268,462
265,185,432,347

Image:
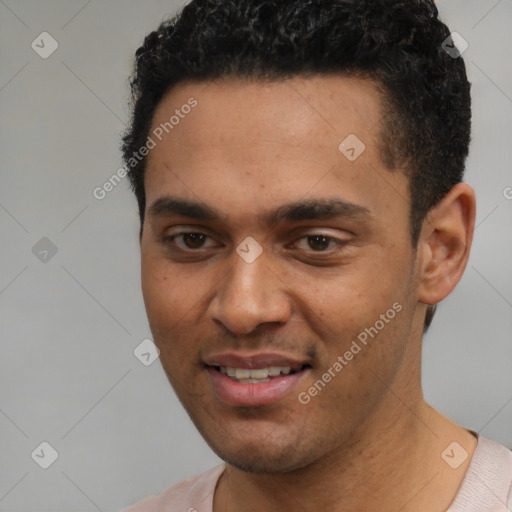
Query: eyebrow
147,196,372,225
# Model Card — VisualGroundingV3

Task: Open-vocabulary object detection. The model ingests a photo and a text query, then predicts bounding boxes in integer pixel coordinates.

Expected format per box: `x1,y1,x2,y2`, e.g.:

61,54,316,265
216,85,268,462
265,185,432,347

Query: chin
219,448,307,474
174,381,331,474
204,430,321,474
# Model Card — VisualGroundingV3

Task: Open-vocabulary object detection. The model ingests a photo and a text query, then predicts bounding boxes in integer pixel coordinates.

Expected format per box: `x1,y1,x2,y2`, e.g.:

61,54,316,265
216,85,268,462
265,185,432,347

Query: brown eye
289,233,348,255
307,235,332,251
181,233,207,249
294,234,346,252
163,232,216,251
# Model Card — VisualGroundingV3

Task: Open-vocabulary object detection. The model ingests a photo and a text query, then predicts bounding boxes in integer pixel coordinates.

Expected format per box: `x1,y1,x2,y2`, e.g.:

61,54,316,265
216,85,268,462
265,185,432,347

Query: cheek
294,264,400,328
141,258,192,343
302,259,413,374
141,272,191,382
140,256,215,366
142,248,194,318
141,266,172,323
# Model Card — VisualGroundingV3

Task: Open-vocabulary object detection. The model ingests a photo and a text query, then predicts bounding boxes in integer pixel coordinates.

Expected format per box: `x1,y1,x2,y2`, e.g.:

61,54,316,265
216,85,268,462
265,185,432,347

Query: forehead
144,75,408,229
149,75,382,159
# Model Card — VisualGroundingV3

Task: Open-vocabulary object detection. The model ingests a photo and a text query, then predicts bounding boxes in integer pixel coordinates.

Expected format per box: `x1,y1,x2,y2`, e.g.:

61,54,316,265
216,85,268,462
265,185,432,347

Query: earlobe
416,183,476,305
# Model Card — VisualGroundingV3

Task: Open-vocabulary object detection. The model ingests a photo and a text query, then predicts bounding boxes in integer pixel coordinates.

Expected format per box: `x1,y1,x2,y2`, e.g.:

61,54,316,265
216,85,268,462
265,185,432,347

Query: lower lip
207,367,306,407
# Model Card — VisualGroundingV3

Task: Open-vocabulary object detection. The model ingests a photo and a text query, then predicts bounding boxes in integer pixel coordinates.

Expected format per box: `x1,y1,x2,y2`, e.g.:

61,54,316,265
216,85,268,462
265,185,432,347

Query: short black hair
121,0,471,329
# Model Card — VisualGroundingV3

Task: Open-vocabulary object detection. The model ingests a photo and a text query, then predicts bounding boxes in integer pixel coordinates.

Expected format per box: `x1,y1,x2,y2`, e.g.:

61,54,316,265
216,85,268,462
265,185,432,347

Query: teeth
235,368,251,379
248,368,269,379
220,366,294,381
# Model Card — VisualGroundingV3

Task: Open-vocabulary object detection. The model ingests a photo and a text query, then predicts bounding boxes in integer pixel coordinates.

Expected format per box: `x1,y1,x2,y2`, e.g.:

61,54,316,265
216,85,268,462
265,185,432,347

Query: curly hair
122,0,470,249
122,0,471,331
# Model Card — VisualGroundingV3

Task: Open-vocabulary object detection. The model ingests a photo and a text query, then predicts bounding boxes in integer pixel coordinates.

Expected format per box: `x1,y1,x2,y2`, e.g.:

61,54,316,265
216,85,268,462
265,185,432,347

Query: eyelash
162,232,348,255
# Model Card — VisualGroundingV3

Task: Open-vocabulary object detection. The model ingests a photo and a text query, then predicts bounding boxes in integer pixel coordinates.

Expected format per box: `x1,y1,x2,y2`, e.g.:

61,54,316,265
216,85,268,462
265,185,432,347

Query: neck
213,394,477,512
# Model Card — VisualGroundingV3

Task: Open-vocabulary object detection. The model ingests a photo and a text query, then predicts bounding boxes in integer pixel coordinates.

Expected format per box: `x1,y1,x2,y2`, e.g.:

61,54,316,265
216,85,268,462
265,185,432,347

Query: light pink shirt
124,435,512,512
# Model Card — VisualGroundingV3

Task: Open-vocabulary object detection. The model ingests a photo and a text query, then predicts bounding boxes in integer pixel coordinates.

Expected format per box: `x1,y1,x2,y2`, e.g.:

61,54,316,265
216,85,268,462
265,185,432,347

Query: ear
416,183,476,305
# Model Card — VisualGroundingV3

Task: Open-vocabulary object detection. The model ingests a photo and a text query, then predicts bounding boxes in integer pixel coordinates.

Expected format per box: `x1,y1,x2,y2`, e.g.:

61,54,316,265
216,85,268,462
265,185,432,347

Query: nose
208,248,292,336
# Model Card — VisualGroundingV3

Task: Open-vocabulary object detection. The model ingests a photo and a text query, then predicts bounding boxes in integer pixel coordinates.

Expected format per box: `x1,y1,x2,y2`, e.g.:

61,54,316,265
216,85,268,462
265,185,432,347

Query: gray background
0,0,511,510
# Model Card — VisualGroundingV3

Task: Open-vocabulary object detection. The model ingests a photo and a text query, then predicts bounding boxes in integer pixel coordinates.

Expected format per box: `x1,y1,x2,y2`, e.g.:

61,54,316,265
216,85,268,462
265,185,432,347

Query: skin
140,75,477,512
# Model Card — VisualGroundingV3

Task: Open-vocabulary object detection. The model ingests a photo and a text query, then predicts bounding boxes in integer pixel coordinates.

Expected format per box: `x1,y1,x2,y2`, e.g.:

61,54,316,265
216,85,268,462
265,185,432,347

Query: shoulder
122,465,225,512
447,435,512,512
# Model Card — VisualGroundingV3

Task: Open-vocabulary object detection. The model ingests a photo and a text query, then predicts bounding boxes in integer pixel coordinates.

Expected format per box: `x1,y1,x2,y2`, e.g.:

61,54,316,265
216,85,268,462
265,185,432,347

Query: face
141,76,423,473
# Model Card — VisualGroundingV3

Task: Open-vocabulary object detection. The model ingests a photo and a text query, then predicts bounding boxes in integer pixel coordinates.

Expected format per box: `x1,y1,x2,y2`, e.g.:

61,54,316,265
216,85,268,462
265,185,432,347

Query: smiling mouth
211,365,309,384
205,360,311,406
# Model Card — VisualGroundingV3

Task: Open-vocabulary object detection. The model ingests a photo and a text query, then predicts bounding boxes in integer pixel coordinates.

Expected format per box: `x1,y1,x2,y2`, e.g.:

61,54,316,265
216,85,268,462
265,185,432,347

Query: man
122,1,512,510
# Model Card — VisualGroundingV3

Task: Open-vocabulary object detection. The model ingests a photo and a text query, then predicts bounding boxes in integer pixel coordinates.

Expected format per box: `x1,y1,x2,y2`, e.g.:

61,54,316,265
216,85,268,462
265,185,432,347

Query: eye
291,234,347,253
164,232,217,250
162,231,348,255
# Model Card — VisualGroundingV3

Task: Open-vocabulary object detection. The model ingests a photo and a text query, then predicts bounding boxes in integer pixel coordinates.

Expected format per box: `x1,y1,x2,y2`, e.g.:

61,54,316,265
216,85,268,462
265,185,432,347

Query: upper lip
203,352,309,371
